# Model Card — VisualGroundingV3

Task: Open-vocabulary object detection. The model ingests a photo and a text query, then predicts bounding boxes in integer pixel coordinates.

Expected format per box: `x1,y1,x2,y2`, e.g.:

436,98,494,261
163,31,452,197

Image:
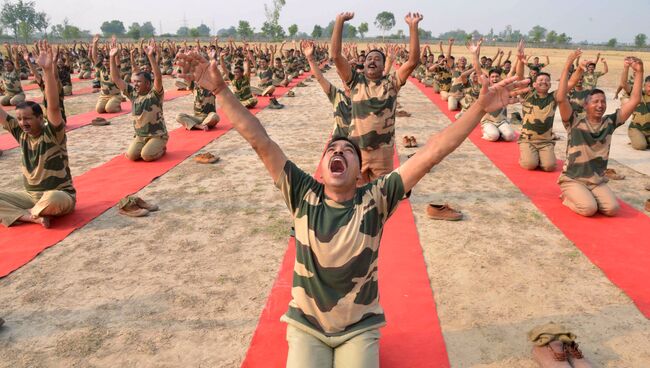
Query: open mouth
329,155,347,175
367,63,377,69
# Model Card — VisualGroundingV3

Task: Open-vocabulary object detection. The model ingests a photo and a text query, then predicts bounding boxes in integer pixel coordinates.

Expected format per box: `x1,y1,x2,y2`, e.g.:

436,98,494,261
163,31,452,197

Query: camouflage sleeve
2,114,21,140
275,160,319,215
125,84,136,101
327,84,337,104
346,68,360,89
375,169,405,220
563,111,578,130
610,109,624,127
391,71,404,92
45,119,67,145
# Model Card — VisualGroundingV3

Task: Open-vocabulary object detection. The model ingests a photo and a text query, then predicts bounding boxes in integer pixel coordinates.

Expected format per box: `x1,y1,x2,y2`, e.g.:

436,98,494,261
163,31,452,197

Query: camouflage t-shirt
569,88,590,113
2,115,75,198
481,107,507,125
126,85,168,138
630,92,650,135
257,68,273,87
94,61,120,96
36,78,67,122
327,84,351,140
346,69,402,150
559,109,622,186
120,56,132,74
276,160,405,336
272,66,286,84
526,62,546,72
2,69,23,94
190,81,216,118
436,65,452,91
582,71,604,90
519,90,558,142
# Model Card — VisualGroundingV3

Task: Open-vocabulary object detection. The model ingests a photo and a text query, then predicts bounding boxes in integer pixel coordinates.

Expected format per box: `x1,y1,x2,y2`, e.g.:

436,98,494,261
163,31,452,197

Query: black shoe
268,98,284,109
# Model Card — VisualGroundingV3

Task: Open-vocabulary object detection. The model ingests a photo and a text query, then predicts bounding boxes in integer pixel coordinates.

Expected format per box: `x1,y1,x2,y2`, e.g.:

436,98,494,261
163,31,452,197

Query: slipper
287,91,295,97
564,341,593,368
409,136,418,147
396,110,412,117
604,168,625,180
91,117,110,126
134,197,159,212
402,135,411,147
532,342,572,368
194,152,220,164
296,82,306,87
426,203,463,221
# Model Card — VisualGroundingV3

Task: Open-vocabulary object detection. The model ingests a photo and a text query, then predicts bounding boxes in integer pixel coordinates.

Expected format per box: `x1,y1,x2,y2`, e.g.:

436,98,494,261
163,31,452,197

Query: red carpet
242,152,450,367
21,77,83,92
410,77,650,318
1,86,97,111
0,90,191,150
0,73,312,277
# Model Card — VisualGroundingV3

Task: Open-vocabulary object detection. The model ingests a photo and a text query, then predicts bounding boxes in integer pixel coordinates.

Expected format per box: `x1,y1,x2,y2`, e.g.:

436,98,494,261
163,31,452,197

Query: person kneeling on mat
0,41,75,228
110,38,168,162
176,46,529,367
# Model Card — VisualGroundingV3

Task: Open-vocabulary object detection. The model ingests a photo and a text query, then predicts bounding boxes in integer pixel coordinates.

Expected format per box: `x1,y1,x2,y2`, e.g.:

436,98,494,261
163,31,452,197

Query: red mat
242,152,450,367
410,77,650,318
0,73,312,278
21,77,83,92
1,86,97,112
0,90,191,150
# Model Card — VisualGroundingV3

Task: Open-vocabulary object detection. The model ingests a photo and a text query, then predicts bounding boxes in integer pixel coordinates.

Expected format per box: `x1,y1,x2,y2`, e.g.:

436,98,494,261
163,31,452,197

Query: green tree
176,26,190,37
607,38,617,48
262,0,286,40
635,33,647,48
0,0,48,41
217,26,237,37
374,11,395,38
311,25,323,38
528,25,547,43
100,20,126,36
196,24,210,37
358,22,368,38
238,20,254,38
345,25,357,38
546,30,558,43
288,24,298,37
126,22,141,39
556,32,571,44
140,21,155,37
189,28,200,37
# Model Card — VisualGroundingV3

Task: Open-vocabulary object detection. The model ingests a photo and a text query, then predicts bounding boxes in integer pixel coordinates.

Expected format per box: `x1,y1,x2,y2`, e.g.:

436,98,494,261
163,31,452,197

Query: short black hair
535,72,551,81
16,101,43,117
234,65,244,73
135,71,153,82
645,76,650,83
327,136,362,166
367,49,386,64
489,68,502,76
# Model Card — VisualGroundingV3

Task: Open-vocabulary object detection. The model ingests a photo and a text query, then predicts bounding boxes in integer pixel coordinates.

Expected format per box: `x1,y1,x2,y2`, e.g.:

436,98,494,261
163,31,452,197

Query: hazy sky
34,0,647,44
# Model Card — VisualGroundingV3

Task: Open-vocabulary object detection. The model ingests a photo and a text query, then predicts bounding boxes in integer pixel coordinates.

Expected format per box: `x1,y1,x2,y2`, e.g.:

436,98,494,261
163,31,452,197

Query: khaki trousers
628,127,649,150
0,190,75,227
359,146,394,185
126,136,168,162
0,92,25,106
560,179,619,217
95,94,122,113
519,141,556,172
448,95,460,111
286,325,380,368
62,85,73,96
175,112,220,130
481,121,515,142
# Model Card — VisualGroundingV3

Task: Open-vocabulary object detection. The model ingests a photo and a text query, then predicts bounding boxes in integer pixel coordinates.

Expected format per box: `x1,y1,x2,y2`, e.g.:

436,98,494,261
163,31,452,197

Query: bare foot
18,214,50,228
199,124,210,132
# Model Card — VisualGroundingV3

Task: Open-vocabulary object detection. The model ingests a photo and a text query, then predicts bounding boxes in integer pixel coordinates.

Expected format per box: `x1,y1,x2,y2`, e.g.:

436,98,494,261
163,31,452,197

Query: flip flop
194,152,220,164
91,117,110,126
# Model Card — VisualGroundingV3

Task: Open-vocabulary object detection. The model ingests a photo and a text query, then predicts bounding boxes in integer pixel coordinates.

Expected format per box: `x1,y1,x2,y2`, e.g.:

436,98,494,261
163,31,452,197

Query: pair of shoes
287,91,295,97
426,203,463,221
118,196,159,217
296,82,307,87
268,97,284,109
604,168,625,180
396,110,412,117
91,117,110,126
532,341,592,368
194,152,220,164
402,136,418,148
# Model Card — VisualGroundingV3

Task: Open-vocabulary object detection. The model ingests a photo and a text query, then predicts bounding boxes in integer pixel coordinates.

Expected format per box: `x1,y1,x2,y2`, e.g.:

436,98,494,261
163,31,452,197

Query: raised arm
397,12,423,84
177,52,287,181
600,58,609,75
445,38,454,68
619,57,644,122
466,39,482,77
331,12,354,84
383,44,396,75
22,46,41,85
399,75,529,192
146,39,163,93
545,55,550,67
109,41,128,91
303,40,331,94
35,41,64,127
618,62,632,95
557,50,581,123
91,34,100,65
515,39,526,80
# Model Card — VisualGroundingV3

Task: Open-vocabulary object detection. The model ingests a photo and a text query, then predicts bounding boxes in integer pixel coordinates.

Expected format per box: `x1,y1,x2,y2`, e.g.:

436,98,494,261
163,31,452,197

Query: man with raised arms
176,37,529,367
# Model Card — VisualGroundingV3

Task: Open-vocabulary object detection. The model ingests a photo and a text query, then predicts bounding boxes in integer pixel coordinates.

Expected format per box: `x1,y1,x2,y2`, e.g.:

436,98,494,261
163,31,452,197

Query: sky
33,0,648,44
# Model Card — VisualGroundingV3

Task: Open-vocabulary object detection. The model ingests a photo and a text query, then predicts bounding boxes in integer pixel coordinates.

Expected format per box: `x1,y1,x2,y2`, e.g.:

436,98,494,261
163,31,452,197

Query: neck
586,112,603,124
324,185,356,203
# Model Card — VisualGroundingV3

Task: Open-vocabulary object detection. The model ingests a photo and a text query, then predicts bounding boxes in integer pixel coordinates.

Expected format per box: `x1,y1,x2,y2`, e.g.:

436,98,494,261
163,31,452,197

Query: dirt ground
0,64,649,368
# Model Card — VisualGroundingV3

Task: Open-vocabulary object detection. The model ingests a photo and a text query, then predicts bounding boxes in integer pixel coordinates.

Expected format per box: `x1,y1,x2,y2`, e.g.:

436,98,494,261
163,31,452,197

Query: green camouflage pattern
327,84,351,139
569,88,590,113
559,110,623,185
2,115,75,197
347,69,402,150
126,84,168,138
435,65,452,91
630,92,650,135
36,78,67,122
95,61,120,96
276,160,404,336
230,74,253,101
257,67,274,87
120,56,132,74
481,107,507,125
2,70,23,94
582,71,604,90
519,90,557,142
190,81,216,118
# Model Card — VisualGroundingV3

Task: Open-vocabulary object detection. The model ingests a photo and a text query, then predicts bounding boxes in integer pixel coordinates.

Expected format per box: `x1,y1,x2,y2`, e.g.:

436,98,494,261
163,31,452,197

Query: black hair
367,49,386,64
587,62,596,68
503,60,512,65
589,88,605,97
489,68,502,76
135,71,153,82
234,65,244,73
645,76,650,83
327,136,362,166
535,72,551,81
16,101,43,117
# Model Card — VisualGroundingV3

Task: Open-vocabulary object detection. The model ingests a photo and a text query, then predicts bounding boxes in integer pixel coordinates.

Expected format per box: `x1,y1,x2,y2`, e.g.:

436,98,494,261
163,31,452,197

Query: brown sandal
548,343,568,361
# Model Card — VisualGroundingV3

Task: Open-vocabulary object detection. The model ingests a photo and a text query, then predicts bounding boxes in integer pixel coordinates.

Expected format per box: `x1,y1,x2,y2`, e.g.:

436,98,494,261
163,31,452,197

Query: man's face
16,107,44,137
533,57,539,64
480,56,487,65
132,74,151,95
529,70,538,82
274,59,282,69
364,51,385,79
233,68,243,80
503,62,511,73
576,76,584,89
102,57,110,69
489,72,501,85
585,93,606,119
485,58,493,68
259,59,268,69
4,60,14,72
644,81,650,95
320,140,361,190
534,74,551,93
458,57,467,69
587,64,596,73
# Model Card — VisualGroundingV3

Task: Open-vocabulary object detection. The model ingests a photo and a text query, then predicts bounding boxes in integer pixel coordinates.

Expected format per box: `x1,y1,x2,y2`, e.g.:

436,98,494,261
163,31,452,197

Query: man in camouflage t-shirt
110,39,168,162
332,12,422,183
480,69,516,142
175,80,220,131
1,43,25,106
556,52,644,217
622,75,650,150
176,46,528,367
0,41,75,228
92,35,122,114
